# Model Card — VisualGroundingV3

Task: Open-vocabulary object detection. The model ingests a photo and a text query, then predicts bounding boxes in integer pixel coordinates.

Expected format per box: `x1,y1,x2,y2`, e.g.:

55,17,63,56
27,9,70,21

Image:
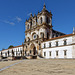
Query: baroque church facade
0,4,75,60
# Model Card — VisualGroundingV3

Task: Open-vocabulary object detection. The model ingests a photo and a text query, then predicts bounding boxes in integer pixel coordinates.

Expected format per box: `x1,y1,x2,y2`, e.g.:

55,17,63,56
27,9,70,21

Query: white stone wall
42,36,72,48
42,46,72,59
0,46,23,57
41,35,75,59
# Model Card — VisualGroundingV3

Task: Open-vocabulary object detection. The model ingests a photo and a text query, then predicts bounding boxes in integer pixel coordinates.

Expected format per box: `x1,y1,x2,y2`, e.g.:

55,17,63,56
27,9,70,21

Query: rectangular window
56,41,58,46
44,52,46,56
64,40,67,45
44,43,46,48
5,53,7,57
49,43,51,47
64,50,67,56
56,51,58,56
49,51,51,56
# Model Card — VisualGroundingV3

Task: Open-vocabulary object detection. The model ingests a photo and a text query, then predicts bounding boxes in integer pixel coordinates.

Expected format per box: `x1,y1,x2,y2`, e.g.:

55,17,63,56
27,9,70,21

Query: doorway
33,47,36,55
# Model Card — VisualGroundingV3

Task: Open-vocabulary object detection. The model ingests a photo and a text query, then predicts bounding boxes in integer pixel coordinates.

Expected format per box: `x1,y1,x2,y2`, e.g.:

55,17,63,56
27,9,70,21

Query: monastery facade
0,4,75,60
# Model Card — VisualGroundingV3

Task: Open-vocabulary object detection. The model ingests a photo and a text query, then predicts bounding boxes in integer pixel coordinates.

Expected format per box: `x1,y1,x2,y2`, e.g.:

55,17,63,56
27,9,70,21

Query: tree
2,48,5,50
8,45,14,49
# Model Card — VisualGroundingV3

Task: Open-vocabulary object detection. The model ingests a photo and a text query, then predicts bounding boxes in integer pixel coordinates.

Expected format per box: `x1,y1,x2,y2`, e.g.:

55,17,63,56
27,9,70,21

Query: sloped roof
1,45,23,51
43,34,75,42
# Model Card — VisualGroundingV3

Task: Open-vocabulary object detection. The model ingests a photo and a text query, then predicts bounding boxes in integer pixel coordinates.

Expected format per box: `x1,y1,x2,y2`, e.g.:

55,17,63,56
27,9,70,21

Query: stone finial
43,3,46,9
73,27,75,34
41,3,47,12
50,10,52,14
30,13,33,17
34,14,36,17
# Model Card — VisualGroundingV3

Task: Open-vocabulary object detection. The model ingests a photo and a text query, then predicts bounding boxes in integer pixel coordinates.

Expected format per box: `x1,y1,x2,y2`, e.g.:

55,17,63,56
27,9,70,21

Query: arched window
30,22,32,28
36,18,37,23
31,19,32,25
40,17,42,24
28,38,30,42
25,51,26,55
26,46,27,49
30,50,31,54
27,24,29,29
40,33,44,39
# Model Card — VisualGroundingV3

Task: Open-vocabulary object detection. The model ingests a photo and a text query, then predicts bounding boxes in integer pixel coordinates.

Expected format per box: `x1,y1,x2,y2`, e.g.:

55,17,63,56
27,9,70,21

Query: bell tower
37,3,53,28
24,3,53,58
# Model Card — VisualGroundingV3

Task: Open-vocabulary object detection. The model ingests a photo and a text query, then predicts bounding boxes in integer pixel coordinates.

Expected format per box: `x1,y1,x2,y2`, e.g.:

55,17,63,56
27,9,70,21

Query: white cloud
0,16,22,26
3,20,15,26
15,16,22,22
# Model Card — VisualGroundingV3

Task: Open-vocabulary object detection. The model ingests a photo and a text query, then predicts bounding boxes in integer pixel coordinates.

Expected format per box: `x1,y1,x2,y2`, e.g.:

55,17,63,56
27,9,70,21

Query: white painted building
0,45,23,60
42,34,75,59
0,4,75,59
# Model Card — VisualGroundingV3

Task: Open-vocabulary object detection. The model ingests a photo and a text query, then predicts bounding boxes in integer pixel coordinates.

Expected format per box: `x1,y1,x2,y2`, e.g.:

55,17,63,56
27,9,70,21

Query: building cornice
42,43,75,49
24,38,43,44
25,24,51,33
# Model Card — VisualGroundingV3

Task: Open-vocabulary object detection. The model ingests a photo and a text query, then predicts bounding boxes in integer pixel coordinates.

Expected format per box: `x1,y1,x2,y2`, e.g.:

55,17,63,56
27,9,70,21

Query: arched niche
40,17,43,24
40,32,44,39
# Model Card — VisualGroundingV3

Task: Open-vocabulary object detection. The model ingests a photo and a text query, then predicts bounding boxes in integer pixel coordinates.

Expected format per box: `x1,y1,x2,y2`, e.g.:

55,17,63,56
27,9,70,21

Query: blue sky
0,0,75,50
